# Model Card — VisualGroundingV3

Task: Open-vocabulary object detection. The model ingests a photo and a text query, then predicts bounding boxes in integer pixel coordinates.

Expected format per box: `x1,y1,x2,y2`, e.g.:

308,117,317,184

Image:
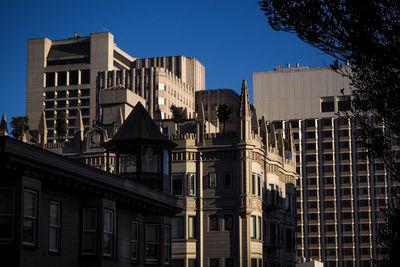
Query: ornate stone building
30,80,298,267
165,81,297,267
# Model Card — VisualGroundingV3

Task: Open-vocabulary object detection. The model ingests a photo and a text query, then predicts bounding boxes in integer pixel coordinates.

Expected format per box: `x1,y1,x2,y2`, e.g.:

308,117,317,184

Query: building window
82,208,97,255
172,259,185,267
210,258,219,267
57,71,66,86
49,201,61,253
23,189,37,246
131,221,139,262
172,174,183,196
250,215,256,239
189,259,197,267
103,210,113,257
338,96,351,111
164,225,171,265
252,173,256,195
321,97,335,112
223,172,232,187
224,215,233,231
0,188,14,241
158,97,165,105
257,175,262,197
225,258,233,267
209,215,219,231
209,172,217,189
172,216,184,239
69,70,78,85
187,173,196,196
145,224,159,263
251,258,257,267
258,217,262,240
45,72,55,87
158,83,165,90
188,216,196,239
81,69,90,84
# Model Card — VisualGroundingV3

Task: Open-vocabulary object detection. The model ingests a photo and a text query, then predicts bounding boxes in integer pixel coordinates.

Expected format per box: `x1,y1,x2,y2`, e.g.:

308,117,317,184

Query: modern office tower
27,32,205,143
39,81,298,267
254,66,391,267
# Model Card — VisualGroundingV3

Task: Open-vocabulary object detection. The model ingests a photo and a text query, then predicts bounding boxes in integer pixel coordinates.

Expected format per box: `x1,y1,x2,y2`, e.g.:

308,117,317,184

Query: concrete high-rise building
254,66,392,267
27,32,205,143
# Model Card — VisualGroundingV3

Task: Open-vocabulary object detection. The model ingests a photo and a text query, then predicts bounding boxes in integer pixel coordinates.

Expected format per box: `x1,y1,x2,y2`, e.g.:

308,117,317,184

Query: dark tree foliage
29,129,39,144
217,104,232,132
10,116,29,140
259,0,400,264
56,111,67,140
170,105,186,134
259,0,400,176
170,105,186,123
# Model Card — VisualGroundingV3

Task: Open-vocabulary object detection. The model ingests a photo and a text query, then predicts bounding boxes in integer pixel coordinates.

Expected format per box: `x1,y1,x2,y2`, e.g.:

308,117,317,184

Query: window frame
103,209,114,257
172,173,184,196
164,225,171,265
224,215,233,231
223,172,233,188
23,189,38,247
49,201,61,253
145,224,160,263
250,215,256,239
0,188,15,242
131,220,139,263
209,215,219,231
82,208,97,255
187,173,196,196
188,216,196,239
209,172,217,189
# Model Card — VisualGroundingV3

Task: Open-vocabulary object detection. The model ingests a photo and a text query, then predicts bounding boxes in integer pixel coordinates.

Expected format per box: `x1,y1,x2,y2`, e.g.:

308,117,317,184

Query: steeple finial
239,80,252,140
0,114,8,136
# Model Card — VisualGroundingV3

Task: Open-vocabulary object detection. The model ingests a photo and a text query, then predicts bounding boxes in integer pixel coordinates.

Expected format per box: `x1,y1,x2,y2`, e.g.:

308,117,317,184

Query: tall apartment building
254,66,392,267
27,32,205,143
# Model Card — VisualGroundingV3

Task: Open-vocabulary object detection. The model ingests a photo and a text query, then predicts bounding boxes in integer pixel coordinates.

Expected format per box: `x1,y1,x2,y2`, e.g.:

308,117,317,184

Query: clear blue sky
0,0,333,129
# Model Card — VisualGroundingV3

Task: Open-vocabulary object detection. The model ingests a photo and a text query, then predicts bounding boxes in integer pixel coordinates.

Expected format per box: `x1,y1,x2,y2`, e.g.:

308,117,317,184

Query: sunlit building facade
254,66,392,267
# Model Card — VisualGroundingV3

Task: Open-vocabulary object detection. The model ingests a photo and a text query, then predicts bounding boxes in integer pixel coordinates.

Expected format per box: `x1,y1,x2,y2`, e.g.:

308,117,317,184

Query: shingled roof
104,102,176,150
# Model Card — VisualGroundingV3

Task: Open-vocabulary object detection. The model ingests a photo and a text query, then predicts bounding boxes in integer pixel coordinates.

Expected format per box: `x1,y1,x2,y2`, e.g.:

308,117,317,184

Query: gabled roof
104,102,176,149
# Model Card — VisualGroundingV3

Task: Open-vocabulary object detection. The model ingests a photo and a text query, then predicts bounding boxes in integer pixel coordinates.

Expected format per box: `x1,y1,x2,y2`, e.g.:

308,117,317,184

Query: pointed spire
75,109,84,141
268,123,277,148
251,108,259,134
239,80,251,116
0,114,8,136
198,102,205,121
260,116,269,147
38,112,47,145
239,80,252,140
